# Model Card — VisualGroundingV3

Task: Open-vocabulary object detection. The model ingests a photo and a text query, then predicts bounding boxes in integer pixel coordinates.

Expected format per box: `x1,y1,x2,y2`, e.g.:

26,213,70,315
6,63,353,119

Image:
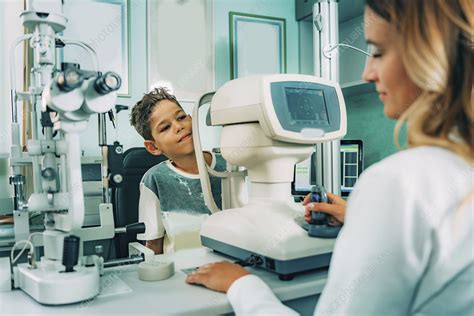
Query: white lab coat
226,146,474,315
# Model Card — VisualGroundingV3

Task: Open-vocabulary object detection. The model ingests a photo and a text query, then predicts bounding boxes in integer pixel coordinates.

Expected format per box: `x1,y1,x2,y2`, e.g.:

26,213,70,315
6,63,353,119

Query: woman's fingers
185,261,250,293
305,202,340,216
327,192,346,205
305,201,346,224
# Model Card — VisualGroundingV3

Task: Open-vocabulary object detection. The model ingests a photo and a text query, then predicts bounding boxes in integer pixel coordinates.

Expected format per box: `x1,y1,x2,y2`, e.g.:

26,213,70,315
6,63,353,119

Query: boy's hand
303,192,346,224
185,261,250,293
145,238,164,254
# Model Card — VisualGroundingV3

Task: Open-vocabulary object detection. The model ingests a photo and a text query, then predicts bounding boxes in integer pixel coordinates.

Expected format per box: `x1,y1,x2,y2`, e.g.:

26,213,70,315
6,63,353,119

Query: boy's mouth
178,133,192,143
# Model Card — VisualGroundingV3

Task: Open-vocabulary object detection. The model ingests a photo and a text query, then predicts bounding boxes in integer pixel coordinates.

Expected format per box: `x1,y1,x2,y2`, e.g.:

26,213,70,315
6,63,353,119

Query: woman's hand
185,261,250,293
303,192,347,224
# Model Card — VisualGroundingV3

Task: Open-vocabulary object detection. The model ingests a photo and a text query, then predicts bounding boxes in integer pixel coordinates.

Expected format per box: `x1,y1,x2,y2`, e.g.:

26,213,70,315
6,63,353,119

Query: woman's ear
144,140,162,156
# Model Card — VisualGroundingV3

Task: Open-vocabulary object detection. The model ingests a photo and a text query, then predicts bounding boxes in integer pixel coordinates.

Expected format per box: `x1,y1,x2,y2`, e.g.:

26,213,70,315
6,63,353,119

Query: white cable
9,232,43,265
9,34,33,91
10,240,34,265
56,36,100,71
323,43,372,58
28,232,43,242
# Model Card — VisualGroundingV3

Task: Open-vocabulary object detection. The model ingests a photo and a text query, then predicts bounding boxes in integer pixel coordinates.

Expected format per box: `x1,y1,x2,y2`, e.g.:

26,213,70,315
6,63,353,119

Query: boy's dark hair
130,87,182,140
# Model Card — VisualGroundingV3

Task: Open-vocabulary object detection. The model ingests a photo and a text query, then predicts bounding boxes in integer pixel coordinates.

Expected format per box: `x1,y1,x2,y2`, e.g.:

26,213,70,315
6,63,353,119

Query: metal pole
313,0,341,195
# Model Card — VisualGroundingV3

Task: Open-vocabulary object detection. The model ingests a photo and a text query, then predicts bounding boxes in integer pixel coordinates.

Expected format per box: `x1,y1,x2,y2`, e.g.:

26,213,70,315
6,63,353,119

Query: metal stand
313,0,341,195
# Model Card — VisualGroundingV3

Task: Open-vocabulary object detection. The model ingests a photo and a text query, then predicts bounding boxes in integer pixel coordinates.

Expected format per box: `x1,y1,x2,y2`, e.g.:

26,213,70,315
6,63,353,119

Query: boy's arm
137,181,166,253
145,238,164,254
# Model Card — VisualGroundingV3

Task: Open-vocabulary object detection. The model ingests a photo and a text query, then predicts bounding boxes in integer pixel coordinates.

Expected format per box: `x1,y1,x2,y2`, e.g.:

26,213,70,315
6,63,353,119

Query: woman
186,0,474,314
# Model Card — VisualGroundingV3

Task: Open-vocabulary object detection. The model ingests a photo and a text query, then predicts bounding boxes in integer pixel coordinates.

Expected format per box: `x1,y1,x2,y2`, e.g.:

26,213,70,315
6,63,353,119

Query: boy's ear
144,140,162,156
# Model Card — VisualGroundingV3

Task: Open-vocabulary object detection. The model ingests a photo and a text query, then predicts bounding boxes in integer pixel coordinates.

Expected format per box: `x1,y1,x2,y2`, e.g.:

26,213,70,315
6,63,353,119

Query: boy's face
144,100,194,159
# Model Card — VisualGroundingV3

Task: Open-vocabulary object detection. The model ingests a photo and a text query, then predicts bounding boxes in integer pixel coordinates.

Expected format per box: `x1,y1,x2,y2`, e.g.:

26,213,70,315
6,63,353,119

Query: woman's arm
186,261,299,315
137,182,166,253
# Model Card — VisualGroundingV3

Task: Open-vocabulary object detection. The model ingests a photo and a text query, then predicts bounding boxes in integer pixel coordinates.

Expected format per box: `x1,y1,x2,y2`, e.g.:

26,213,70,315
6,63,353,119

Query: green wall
344,92,406,168
214,0,299,88
338,14,405,168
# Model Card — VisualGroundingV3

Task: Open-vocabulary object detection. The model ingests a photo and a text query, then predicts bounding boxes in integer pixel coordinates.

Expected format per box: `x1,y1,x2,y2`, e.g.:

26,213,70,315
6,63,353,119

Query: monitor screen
340,140,363,196
292,151,316,196
293,152,316,193
284,87,330,126
292,140,364,198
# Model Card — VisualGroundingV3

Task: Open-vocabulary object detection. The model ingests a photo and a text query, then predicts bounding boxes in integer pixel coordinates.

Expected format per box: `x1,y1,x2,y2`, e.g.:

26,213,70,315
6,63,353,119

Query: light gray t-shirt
142,154,225,213
137,152,226,252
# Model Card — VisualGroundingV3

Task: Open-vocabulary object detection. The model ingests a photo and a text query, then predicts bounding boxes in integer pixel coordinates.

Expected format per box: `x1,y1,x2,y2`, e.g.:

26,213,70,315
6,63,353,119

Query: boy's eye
160,125,170,132
177,115,187,121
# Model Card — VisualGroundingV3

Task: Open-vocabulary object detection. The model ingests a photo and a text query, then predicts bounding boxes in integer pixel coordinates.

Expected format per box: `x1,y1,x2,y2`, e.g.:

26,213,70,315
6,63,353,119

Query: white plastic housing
220,123,314,183
210,74,347,144
15,260,99,305
200,199,335,261
42,79,84,113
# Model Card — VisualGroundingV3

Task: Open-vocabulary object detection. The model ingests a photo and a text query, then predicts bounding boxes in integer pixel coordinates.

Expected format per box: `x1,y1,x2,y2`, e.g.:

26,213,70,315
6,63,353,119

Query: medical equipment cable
323,43,372,59
55,36,100,71
9,34,33,95
9,232,42,265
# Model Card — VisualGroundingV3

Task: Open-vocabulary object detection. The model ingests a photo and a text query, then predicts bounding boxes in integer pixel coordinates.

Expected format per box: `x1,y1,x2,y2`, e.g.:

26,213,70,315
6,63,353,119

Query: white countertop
0,247,328,315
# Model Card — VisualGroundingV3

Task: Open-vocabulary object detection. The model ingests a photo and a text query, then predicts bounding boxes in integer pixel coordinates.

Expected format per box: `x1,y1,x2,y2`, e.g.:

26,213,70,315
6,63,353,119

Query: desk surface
0,248,328,315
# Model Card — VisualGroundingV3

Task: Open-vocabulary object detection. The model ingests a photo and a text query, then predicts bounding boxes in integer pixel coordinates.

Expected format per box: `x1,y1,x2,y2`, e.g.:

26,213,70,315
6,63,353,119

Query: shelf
341,80,376,97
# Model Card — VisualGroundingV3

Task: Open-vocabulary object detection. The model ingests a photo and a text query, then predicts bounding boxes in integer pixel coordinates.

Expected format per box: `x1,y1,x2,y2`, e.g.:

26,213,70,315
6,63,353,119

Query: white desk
0,248,327,315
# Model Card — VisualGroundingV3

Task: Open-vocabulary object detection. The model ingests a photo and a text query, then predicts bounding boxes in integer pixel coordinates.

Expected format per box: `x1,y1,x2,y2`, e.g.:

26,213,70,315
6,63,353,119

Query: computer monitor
340,140,364,197
291,140,363,198
292,150,317,197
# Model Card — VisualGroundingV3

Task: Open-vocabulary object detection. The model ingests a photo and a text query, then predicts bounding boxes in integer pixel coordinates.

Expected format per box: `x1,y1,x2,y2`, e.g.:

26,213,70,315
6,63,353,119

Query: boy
130,87,226,254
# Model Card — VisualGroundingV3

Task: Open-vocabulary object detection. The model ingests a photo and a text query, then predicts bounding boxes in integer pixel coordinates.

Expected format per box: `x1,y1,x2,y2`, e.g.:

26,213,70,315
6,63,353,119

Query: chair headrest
122,148,167,170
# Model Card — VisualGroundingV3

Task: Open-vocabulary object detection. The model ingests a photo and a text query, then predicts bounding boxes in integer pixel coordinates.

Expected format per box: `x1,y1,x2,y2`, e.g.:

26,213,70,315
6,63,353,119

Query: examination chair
113,147,167,258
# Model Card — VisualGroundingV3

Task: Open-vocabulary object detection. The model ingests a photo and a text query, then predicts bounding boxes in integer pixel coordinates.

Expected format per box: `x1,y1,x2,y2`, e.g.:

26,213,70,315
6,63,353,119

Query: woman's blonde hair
366,0,473,164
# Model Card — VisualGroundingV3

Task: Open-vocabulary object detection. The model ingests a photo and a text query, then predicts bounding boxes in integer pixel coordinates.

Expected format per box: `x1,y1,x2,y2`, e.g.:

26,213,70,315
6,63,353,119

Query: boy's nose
174,122,184,133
